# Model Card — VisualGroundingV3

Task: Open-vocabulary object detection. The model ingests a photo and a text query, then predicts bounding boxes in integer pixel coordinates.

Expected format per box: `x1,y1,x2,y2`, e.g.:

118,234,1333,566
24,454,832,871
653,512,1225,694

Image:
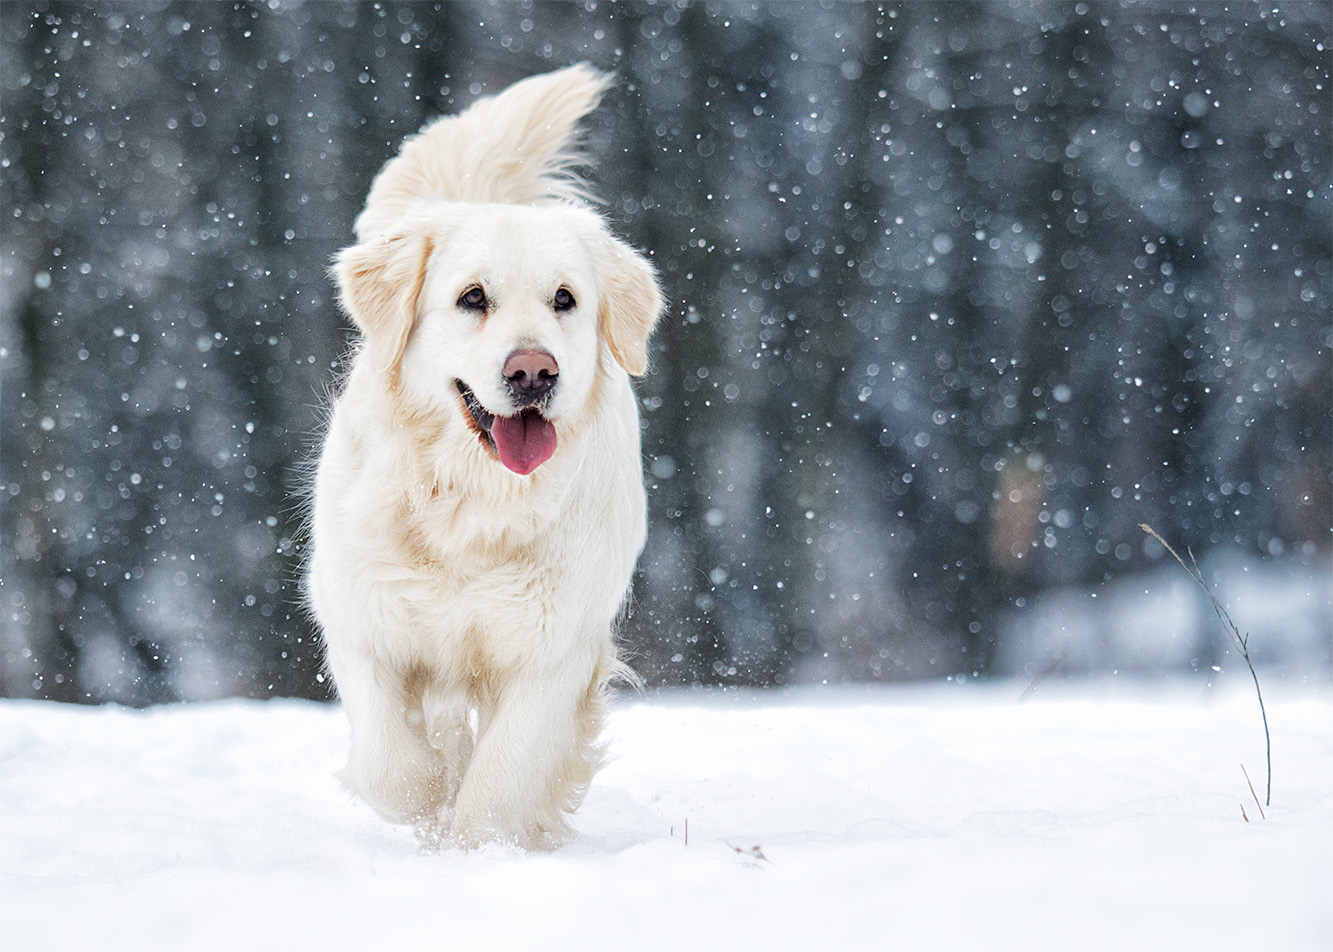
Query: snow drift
1,681,1330,950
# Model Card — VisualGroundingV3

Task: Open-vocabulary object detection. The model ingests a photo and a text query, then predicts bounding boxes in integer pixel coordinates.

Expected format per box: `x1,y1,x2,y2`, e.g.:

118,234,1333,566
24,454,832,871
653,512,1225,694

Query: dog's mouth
456,381,557,476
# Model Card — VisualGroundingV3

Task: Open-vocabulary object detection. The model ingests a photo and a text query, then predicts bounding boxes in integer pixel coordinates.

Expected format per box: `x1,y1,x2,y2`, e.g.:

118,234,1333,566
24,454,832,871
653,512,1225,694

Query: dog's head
333,202,661,475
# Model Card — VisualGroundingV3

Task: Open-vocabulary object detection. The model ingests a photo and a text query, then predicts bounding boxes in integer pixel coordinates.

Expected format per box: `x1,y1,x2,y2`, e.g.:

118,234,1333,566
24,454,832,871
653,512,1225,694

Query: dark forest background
2,1,1329,704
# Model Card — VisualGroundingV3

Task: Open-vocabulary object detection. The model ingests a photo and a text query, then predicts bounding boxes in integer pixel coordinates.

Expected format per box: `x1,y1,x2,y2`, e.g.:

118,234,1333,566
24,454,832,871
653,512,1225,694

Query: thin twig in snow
1241,763,1266,820
671,817,690,846
1018,651,1067,703
727,843,773,865
1140,524,1272,806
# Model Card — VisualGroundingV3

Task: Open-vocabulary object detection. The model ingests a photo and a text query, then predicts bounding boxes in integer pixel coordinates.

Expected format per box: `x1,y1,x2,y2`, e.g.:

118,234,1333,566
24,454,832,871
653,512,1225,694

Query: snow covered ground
2,679,1330,951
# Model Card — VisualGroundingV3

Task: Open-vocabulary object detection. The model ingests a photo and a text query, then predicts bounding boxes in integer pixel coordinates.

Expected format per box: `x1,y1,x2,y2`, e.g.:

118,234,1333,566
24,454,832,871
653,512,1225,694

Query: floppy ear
595,235,663,377
331,230,433,376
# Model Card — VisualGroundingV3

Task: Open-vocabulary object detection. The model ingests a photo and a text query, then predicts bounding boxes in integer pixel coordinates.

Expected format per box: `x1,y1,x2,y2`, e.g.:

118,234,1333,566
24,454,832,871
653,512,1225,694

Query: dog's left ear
594,235,663,376
331,229,433,376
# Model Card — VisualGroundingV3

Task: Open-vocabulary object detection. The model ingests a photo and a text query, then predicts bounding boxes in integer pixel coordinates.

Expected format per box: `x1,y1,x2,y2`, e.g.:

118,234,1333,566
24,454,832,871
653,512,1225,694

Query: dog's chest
398,480,559,564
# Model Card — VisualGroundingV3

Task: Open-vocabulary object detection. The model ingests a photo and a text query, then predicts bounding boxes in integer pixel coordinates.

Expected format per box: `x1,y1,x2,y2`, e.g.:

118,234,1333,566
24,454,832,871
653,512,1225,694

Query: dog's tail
354,63,614,239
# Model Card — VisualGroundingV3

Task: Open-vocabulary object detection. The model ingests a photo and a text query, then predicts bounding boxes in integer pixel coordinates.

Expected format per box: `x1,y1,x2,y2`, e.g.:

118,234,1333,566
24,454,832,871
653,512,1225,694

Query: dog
307,65,662,849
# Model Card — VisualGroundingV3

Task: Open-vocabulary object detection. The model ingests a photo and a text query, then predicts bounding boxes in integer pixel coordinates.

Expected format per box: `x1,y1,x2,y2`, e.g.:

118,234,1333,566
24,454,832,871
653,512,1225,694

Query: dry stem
1140,524,1272,806
1241,763,1266,820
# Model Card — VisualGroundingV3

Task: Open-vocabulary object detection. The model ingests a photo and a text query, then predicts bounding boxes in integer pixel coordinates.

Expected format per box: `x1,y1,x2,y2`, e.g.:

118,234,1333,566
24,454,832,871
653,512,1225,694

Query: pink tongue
490,411,557,475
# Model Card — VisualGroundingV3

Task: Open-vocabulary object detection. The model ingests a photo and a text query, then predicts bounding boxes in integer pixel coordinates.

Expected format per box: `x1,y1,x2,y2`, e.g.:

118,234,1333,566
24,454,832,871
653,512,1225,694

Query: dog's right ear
331,230,433,377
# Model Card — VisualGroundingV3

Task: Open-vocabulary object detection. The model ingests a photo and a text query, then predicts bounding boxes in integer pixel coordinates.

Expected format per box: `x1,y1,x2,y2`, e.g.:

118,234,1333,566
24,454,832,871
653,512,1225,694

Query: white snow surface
2,680,1330,950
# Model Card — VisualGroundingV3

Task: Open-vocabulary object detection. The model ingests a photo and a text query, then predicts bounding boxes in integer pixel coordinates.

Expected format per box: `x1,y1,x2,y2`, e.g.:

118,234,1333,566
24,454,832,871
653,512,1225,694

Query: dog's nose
503,348,559,401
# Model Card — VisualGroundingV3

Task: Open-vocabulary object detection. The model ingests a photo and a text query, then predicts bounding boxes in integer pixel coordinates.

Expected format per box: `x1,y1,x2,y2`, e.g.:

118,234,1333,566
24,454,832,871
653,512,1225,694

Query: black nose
503,348,559,402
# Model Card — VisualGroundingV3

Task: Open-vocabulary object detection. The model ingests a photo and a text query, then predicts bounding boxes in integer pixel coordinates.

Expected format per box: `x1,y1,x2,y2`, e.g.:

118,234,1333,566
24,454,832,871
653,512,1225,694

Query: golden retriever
307,65,662,849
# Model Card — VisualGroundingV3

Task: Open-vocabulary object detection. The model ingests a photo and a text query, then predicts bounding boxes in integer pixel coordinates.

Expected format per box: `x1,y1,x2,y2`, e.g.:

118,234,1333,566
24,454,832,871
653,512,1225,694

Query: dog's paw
446,809,571,852
444,815,496,851
412,812,448,851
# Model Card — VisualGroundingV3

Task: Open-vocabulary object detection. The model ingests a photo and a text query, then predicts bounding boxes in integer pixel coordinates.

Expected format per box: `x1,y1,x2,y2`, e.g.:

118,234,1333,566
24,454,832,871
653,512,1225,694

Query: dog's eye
458,286,487,311
553,287,575,312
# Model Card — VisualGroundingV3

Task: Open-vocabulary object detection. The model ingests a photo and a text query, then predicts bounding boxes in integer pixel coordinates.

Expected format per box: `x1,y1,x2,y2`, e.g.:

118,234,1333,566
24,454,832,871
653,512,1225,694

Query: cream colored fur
308,65,662,849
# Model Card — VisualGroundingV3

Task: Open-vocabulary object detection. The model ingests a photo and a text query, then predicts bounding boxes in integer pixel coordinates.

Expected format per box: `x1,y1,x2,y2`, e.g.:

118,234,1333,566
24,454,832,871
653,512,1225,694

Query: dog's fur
307,65,662,849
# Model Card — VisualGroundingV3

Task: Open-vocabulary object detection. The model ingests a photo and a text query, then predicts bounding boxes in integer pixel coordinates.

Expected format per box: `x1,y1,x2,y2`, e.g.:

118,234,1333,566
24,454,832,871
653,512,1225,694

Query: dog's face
334,202,660,475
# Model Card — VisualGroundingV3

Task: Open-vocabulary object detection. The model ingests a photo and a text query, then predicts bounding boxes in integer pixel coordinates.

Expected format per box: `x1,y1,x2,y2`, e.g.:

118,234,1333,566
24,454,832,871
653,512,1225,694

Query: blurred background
2,0,1329,705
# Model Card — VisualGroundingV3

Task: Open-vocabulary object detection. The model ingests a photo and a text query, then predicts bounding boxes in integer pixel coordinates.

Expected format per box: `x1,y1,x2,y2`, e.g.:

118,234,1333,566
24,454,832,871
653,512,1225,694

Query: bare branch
1140,524,1272,806
1241,763,1265,820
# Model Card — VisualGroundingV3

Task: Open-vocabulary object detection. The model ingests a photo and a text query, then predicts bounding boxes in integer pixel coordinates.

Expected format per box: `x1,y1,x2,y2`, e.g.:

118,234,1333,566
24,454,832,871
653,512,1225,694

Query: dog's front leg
329,647,445,829
448,658,604,849
420,680,475,826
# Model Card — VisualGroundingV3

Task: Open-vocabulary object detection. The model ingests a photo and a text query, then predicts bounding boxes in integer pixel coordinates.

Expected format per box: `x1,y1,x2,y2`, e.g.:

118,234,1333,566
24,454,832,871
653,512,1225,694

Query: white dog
307,65,662,849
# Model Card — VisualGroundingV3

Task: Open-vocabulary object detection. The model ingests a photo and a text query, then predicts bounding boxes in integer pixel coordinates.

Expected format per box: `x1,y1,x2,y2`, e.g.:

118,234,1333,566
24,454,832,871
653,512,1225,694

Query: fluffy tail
354,63,613,239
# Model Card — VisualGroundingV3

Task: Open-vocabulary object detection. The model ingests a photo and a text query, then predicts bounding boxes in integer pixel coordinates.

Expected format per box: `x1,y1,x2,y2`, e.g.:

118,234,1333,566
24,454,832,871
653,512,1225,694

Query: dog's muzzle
456,379,557,476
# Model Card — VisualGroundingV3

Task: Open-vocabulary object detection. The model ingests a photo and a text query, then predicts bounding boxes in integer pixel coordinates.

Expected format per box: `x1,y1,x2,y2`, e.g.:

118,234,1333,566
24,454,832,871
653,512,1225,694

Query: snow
2,681,1331,950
